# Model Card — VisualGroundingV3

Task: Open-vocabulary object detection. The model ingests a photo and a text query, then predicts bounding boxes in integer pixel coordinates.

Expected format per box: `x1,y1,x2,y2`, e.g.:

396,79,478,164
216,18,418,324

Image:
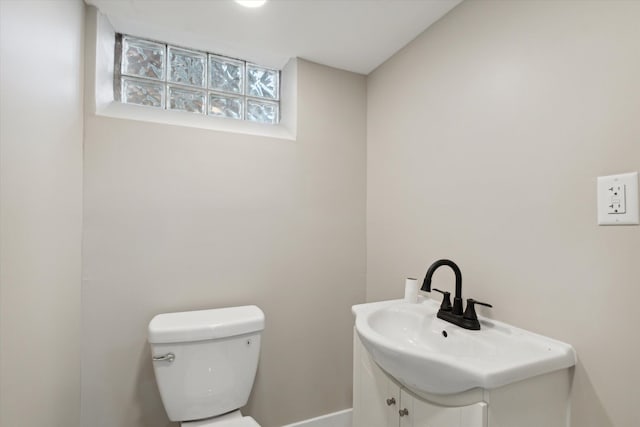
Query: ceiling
86,0,462,75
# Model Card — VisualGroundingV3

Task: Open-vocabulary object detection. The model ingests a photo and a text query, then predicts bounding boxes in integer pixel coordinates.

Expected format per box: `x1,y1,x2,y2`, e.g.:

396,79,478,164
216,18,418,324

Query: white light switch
597,172,639,225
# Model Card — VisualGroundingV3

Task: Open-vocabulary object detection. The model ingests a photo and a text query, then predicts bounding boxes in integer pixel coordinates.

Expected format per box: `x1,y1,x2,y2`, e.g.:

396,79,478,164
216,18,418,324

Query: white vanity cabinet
353,332,572,427
354,332,487,427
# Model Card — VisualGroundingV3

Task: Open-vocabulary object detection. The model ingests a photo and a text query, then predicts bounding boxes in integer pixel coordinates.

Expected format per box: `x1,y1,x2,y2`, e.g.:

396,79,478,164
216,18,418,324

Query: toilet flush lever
153,353,175,363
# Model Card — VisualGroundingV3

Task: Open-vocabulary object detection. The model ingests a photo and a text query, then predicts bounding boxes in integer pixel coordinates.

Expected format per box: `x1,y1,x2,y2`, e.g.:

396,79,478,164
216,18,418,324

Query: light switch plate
597,172,639,225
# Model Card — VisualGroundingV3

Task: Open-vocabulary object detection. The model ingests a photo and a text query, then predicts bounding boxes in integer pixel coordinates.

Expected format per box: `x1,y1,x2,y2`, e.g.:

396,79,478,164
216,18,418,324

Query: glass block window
247,65,279,100
209,55,243,94
168,47,206,87
114,34,280,124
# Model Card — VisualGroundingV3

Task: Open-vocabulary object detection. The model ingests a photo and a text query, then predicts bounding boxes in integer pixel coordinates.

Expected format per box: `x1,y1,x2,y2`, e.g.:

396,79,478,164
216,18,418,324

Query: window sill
96,101,295,140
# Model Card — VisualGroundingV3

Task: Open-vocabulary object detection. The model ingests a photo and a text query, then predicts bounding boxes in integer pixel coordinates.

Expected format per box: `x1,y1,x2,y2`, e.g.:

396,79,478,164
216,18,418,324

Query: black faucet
421,259,464,315
420,259,492,330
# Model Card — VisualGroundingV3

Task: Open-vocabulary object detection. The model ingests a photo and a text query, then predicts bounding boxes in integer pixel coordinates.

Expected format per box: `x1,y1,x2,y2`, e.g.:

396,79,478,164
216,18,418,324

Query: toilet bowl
148,305,265,427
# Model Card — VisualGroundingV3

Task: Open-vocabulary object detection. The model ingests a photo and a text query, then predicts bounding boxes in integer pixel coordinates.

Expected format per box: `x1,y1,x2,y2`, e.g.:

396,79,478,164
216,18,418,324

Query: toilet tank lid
148,305,265,344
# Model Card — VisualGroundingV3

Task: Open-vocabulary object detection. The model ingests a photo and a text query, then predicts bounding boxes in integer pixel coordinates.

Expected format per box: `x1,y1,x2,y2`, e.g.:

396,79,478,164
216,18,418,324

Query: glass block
208,55,244,94
208,93,243,119
246,99,279,124
122,78,164,108
168,86,206,114
168,47,206,87
246,65,279,100
122,36,165,81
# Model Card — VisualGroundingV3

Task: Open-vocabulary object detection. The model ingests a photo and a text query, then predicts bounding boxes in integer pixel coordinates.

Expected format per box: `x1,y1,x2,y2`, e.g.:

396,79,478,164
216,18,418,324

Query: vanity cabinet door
403,392,487,427
353,334,401,427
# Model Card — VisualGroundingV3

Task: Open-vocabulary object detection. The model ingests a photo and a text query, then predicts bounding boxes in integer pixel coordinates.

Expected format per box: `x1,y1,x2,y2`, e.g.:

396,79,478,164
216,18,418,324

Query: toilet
148,305,265,427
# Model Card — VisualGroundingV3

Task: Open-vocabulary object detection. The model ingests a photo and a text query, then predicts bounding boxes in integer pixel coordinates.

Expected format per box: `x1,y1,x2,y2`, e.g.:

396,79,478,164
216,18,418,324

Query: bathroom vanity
352,299,576,427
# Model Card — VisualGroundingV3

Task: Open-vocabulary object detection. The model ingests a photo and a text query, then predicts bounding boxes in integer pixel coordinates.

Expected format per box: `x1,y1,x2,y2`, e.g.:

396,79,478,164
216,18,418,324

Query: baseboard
280,408,352,427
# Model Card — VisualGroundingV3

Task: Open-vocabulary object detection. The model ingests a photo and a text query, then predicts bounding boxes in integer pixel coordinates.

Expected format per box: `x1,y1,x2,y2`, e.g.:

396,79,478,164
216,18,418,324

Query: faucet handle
463,298,492,321
432,288,453,312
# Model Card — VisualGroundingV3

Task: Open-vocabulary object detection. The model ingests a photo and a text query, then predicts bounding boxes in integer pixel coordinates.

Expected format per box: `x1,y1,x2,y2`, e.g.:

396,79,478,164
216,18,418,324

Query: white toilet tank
148,305,265,422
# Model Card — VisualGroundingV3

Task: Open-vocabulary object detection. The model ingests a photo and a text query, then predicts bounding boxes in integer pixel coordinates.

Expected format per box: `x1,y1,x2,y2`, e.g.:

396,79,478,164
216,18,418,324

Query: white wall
4,2,637,426
0,1,84,426
366,1,640,426
81,59,366,427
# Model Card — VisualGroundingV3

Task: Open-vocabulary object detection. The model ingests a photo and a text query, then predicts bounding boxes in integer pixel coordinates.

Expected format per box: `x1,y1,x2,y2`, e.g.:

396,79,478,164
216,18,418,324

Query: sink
353,298,576,395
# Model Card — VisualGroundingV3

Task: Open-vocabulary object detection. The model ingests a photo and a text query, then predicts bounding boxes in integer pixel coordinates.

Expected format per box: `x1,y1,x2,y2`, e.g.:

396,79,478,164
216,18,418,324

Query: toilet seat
219,417,259,427
183,417,259,427
182,413,260,427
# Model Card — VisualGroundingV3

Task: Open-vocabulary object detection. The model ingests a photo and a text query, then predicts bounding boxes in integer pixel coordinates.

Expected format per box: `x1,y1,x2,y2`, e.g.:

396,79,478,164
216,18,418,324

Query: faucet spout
421,259,463,315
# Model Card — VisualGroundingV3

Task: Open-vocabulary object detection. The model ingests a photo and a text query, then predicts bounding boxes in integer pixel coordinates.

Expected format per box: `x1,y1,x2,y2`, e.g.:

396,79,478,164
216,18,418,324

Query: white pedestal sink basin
353,298,576,396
